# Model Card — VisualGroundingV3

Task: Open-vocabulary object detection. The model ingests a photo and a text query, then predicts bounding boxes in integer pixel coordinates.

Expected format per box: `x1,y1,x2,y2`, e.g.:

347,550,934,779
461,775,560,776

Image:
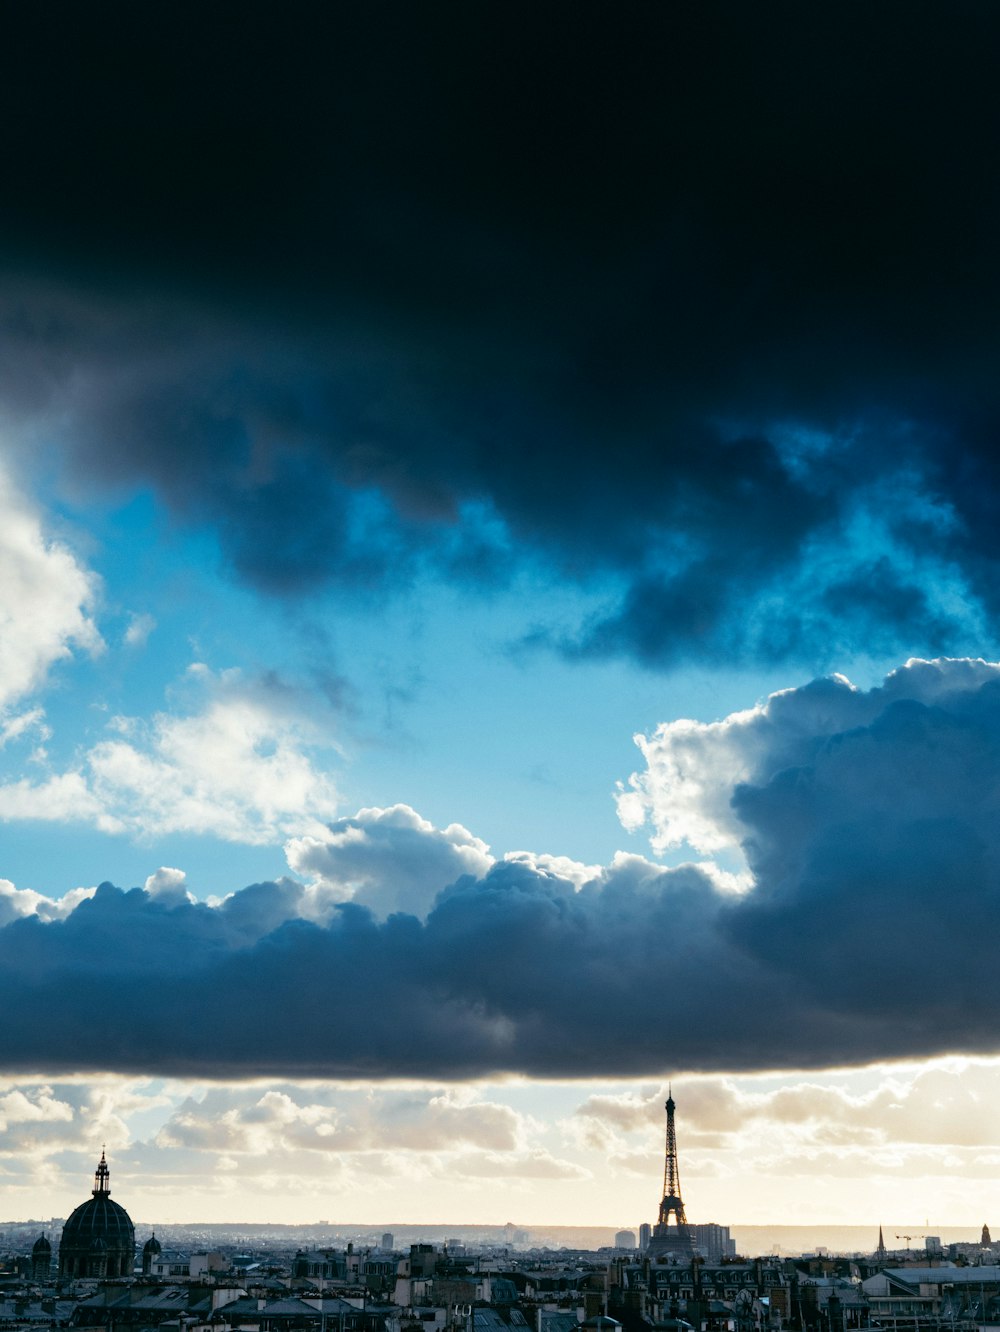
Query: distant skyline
2,1219,989,1264
2,4,1000,1225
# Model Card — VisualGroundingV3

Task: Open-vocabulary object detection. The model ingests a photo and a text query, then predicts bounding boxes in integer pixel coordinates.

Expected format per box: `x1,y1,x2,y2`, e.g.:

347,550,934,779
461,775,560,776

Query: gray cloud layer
3,658,998,1081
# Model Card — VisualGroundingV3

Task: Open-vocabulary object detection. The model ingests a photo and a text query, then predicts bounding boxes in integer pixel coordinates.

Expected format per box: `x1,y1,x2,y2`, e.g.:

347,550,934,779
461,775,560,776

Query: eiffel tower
646,1088,694,1258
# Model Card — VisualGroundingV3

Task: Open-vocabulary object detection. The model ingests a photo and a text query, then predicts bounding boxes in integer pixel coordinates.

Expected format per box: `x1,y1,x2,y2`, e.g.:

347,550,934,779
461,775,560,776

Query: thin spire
93,1149,111,1196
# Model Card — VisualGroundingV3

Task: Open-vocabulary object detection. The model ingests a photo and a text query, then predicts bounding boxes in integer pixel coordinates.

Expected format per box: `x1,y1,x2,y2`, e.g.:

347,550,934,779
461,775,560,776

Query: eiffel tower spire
662,1087,685,1214
647,1087,694,1258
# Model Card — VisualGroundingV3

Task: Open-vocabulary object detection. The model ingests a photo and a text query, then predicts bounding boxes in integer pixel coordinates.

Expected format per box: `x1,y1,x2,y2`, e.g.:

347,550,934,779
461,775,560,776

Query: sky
2,2,1000,1231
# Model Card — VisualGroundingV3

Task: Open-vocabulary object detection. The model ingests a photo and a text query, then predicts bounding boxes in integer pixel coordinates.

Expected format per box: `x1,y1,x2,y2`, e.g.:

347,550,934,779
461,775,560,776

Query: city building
58,1151,135,1279
690,1224,736,1262
190,1251,229,1278
604,1252,787,1328
861,1264,1000,1328
30,1233,51,1281
876,1227,887,1265
142,1234,162,1275
148,1249,191,1278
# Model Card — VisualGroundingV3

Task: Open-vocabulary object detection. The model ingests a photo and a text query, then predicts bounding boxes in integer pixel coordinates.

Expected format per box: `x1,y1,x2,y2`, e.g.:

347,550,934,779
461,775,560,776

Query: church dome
32,1235,51,1256
140,1231,162,1275
59,1152,135,1279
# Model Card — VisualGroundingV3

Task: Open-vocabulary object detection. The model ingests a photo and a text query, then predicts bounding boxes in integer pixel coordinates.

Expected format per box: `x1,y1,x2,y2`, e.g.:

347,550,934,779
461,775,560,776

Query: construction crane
896,1233,926,1254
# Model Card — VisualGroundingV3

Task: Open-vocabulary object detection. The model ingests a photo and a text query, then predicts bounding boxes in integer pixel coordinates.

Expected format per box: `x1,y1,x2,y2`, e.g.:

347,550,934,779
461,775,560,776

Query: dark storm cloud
0,862,799,1079
4,657,1000,1080
4,4,1000,661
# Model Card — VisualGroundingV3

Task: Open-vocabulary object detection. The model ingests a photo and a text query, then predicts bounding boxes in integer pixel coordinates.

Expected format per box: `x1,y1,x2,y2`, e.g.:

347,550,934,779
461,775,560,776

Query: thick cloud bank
3,658,1000,1080
3,9,1000,666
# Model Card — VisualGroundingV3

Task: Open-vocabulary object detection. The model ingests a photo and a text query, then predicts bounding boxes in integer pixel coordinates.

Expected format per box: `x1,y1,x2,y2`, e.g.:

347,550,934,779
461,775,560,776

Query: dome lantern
93,1148,111,1197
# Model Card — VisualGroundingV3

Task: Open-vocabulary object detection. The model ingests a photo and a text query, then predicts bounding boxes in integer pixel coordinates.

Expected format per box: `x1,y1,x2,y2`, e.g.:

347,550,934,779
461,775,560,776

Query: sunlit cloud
0,665,341,843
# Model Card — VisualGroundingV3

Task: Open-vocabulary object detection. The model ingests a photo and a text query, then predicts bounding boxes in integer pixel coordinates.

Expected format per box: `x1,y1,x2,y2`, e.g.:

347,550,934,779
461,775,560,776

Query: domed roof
60,1152,135,1254
32,1234,51,1255
143,1234,162,1255
61,1194,134,1250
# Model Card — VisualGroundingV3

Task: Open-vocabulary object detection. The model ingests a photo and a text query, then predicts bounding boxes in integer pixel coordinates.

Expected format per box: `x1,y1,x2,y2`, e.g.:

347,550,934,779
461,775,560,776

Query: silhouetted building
647,1090,694,1259
293,1248,348,1281
31,1234,52,1281
142,1233,162,1275
58,1151,135,1279
148,1248,190,1278
691,1224,736,1261
644,1260,786,1315
862,1264,1000,1325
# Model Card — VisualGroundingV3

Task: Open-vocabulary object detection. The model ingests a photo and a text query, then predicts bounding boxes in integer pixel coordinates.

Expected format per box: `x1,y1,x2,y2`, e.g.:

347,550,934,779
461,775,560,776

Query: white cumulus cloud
0,876,97,927
618,656,1000,860
0,665,340,844
286,802,493,919
0,465,101,712
143,866,193,905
